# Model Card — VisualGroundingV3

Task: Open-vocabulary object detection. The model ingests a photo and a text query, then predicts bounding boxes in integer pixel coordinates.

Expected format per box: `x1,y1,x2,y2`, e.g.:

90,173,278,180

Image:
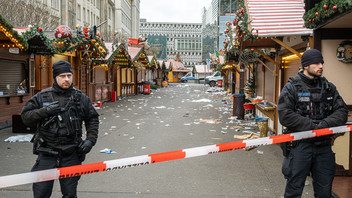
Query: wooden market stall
106,42,134,98
52,32,108,102
18,26,57,94
167,59,190,83
148,55,160,85
223,0,312,132
128,46,149,94
0,14,30,129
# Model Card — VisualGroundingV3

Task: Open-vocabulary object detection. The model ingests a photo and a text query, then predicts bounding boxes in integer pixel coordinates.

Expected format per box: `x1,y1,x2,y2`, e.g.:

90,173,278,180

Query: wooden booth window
0,59,26,95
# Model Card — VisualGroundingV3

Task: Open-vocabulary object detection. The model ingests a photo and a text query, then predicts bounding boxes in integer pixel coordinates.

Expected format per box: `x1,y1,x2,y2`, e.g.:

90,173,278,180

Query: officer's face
56,72,73,89
305,62,323,78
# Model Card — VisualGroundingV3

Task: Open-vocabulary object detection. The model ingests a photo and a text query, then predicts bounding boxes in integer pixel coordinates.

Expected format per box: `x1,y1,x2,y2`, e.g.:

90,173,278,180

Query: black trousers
282,142,335,198
31,152,82,198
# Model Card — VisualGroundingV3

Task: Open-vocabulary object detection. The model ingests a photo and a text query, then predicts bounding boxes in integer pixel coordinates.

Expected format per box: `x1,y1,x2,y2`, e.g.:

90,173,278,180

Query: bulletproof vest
289,75,334,121
38,88,83,148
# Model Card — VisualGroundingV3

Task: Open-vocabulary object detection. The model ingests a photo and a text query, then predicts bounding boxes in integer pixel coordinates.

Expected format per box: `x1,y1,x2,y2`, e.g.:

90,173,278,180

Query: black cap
301,49,324,67
53,61,73,79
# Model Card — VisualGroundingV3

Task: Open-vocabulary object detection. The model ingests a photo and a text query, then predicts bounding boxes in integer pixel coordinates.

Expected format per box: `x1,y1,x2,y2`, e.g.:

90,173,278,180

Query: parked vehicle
180,72,195,82
205,71,222,87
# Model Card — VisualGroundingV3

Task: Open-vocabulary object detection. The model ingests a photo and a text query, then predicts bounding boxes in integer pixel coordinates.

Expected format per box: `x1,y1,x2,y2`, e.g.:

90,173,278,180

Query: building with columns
139,20,202,67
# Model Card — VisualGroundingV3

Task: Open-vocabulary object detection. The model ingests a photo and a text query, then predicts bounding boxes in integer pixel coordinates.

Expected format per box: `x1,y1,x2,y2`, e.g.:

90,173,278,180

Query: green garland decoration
22,25,56,55
106,43,133,67
0,14,28,50
303,0,352,29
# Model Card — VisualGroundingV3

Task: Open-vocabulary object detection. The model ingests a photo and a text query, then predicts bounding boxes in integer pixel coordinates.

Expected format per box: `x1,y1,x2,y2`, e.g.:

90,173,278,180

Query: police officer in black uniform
21,61,99,198
278,49,348,198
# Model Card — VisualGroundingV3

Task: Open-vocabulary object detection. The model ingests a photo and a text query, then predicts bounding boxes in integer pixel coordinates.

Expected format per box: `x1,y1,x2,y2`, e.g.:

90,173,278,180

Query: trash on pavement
191,99,212,103
198,119,222,123
233,133,259,140
100,148,117,154
5,134,33,143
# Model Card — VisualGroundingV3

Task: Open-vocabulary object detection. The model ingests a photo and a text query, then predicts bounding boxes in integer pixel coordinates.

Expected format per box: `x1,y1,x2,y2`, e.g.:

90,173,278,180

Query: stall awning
248,0,312,37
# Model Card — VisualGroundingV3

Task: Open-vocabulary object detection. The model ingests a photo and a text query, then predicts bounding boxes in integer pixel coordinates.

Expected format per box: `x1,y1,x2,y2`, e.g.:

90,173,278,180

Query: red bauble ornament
309,19,312,22
54,25,72,39
242,31,246,35
315,12,319,16
333,5,338,11
312,19,315,22
251,48,254,52
323,5,328,10
38,27,43,32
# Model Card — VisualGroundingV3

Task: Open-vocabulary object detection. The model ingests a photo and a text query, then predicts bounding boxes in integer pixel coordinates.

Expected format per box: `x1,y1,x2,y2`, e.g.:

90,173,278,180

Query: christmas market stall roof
15,26,56,55
164,61,171,71
147,55,158,69
158,60,166,70
128,46,149,69
167,60,189,73
303,0,352,30
247,0,312,37
224,0,313,52
0,14,28,50
105,42,133,67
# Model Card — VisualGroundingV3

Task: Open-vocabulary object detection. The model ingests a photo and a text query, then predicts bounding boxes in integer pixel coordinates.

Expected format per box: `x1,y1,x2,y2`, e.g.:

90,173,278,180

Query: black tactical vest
38,88,83,149
289,75,334,121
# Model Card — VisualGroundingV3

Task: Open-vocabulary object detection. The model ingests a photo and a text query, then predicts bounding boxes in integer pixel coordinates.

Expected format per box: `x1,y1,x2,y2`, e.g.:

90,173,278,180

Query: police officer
278,49,348,198
21,61,99,198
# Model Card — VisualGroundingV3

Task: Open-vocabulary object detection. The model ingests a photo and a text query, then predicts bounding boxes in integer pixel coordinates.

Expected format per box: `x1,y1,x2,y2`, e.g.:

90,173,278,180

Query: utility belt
31,132,79,156
280,138,332,157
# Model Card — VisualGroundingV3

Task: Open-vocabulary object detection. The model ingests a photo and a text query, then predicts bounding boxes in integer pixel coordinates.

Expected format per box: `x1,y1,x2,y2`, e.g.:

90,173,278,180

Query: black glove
314,120,329,130
78,140,93,154
45,101,61,116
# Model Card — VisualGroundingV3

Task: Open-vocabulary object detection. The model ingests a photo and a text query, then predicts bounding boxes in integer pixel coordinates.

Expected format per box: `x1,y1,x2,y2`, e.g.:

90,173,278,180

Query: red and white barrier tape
1,125,351,189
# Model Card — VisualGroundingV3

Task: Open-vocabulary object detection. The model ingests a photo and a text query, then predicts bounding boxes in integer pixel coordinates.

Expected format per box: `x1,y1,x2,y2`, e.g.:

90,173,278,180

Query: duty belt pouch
280,142,290,157
59,144,77,156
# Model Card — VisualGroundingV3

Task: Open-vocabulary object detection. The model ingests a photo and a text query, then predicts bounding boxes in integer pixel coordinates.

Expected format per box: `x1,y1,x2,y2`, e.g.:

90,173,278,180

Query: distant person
278,49,348,198
21,61,99,198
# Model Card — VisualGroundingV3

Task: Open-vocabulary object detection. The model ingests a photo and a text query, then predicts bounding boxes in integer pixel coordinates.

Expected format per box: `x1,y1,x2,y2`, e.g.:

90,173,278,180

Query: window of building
77,4,81,20
87,9,90,23
83,8,86,22
51,0,59,9
109,7,111,20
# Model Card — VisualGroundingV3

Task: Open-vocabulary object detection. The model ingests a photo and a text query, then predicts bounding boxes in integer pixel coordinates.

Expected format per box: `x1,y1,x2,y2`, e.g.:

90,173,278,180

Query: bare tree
0,0,59,31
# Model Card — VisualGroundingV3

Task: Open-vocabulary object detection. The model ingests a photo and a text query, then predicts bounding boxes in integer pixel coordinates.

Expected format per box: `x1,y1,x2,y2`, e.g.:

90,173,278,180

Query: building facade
139,20,202,67
202,0,238,54
3,0,140,42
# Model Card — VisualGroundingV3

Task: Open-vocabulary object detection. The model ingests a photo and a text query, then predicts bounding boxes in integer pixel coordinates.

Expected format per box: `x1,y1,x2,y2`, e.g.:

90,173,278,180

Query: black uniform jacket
21,85,99,145
278,73,348,133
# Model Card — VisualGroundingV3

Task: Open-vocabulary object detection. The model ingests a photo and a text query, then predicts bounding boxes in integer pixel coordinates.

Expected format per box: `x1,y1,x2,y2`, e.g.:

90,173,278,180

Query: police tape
0,125,351,189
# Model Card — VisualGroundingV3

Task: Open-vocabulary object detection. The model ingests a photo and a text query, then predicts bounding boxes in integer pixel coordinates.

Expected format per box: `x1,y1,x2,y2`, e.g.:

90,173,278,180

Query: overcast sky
140,0,213,23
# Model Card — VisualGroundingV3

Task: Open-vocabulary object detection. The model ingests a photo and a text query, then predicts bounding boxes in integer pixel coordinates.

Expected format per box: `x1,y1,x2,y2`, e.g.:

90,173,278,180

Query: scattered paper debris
191,99,212,103
4,134,33,143
198,119,222,123
234,133,259,140
100,148,116,154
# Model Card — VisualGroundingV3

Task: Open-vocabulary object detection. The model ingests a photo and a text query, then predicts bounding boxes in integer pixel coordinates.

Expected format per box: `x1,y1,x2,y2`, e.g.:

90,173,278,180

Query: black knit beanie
53,61,73,79
301,49,324,67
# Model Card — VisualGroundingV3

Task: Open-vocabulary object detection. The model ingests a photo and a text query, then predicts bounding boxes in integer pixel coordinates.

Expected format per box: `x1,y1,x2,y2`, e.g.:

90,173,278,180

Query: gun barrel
96,20,107,28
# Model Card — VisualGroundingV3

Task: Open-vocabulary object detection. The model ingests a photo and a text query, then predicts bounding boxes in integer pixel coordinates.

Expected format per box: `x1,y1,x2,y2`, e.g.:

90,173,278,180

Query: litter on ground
233,133,259,140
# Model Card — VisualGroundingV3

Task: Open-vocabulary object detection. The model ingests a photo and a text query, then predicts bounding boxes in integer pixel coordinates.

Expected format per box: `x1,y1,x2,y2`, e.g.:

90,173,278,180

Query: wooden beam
253,47,279,65
272,38,302,58
255,57,274,75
